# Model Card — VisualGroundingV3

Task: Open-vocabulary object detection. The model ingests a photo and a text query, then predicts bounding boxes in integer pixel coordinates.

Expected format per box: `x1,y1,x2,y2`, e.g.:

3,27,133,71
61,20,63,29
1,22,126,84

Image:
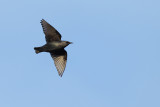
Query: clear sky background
0,0,160,107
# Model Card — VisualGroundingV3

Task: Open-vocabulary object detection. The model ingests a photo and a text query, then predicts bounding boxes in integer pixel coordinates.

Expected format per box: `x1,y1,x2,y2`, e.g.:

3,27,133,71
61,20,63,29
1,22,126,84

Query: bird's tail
34,47,42,54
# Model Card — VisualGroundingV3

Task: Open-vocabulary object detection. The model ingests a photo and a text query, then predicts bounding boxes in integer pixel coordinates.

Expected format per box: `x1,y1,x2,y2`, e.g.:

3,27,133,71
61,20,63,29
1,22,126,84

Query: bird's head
60,41,73,48
65,41,73,45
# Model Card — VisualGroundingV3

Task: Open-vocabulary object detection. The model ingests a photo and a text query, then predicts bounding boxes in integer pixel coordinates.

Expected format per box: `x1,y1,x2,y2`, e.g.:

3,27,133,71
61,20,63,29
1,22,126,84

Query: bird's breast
48,42,65,50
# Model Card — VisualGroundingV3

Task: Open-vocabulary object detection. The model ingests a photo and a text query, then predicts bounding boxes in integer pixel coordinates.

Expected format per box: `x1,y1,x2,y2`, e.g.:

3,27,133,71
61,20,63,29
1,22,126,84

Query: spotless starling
34,19,72,77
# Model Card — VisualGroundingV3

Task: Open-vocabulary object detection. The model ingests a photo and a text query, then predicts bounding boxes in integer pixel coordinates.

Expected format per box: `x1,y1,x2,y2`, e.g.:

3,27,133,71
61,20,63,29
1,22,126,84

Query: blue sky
0,0,160,107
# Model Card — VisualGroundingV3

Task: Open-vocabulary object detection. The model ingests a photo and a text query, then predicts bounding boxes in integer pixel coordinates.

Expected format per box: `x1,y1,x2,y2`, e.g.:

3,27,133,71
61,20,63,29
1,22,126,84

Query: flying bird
34,19,72,77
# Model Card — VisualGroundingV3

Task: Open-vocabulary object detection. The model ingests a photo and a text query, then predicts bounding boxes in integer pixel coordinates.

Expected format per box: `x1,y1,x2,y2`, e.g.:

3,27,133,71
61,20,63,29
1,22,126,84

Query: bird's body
34,19,72,77
34,41,71,53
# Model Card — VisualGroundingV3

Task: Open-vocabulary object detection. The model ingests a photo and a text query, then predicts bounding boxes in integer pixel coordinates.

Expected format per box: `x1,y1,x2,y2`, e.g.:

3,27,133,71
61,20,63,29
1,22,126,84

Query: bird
34,19,72,77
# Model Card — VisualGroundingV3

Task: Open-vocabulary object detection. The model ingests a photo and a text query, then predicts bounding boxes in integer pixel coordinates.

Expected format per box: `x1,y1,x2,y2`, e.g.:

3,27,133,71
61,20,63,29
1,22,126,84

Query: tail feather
34,47,41,54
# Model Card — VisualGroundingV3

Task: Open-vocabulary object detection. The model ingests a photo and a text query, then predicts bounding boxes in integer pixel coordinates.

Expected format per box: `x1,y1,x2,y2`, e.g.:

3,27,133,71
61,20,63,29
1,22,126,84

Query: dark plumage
34,19,72,77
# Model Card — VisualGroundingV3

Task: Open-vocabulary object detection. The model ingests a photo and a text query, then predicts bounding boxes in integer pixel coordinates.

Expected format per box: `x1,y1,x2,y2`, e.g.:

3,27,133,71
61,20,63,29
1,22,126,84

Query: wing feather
50,49,67,77
40,19,61,42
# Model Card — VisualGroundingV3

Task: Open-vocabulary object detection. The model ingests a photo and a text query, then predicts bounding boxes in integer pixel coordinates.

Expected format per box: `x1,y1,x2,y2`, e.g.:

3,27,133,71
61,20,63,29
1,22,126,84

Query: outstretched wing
41,19,61,42
50,49,67,77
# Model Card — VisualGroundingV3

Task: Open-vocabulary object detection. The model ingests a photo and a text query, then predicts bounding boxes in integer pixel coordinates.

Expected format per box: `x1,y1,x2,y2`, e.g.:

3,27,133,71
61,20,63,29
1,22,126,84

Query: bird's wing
50,49,67,77
41,19,61,42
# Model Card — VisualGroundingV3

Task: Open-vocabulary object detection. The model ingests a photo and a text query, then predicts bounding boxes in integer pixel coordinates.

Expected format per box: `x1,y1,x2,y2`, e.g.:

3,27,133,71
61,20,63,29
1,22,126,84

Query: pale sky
0,0,160,107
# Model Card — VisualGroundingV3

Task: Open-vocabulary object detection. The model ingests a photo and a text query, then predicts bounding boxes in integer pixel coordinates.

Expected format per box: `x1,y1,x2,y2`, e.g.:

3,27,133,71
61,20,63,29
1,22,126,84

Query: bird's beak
70,42,73,44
